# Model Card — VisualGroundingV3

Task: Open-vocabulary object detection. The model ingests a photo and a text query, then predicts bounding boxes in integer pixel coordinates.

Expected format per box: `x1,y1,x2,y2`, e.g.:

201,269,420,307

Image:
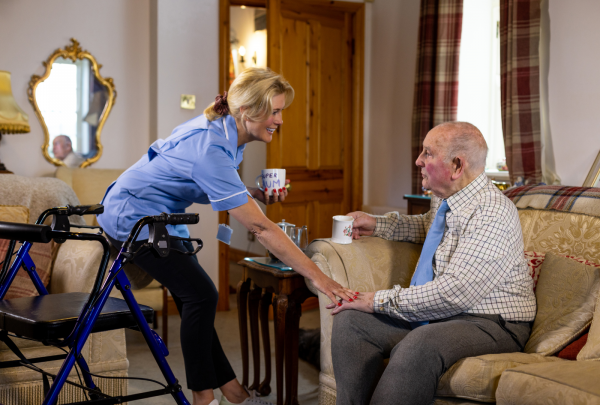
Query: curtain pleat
411,0,464,194
500,0,542,186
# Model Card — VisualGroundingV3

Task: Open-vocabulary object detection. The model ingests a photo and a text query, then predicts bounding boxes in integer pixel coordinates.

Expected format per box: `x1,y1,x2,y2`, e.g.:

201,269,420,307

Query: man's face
52,137,71,160
415,128,453,197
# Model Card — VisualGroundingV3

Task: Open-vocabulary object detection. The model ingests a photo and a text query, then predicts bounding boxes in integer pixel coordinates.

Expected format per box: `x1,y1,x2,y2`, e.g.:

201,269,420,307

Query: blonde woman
98,68,357,405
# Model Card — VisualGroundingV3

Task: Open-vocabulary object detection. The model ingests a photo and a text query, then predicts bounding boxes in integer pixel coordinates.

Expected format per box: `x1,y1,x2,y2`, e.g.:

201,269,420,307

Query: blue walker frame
0,206,200,405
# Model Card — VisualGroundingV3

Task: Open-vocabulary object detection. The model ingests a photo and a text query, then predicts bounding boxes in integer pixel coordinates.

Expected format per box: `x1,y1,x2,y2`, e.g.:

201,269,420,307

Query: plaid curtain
411,0,463,194
500,0,542,186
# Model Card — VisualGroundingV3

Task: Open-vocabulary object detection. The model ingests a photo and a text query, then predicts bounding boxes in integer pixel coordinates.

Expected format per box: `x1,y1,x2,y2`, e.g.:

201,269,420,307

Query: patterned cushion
505,185,600,217
525,252,600,355
518,210,600,266
496,361,600,405
524,251,600,291
0,205,54,299
578,292,600,361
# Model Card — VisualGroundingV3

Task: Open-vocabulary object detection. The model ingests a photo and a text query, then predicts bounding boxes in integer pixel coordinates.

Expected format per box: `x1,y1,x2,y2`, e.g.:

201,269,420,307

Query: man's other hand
326,291,375,315
346,211,376,239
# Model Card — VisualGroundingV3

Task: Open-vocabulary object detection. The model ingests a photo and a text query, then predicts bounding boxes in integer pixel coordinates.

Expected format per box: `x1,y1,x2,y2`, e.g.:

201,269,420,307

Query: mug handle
255,174,263,190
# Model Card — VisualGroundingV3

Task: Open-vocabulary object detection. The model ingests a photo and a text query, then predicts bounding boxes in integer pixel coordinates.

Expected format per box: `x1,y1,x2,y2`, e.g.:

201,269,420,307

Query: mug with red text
255,169,286,196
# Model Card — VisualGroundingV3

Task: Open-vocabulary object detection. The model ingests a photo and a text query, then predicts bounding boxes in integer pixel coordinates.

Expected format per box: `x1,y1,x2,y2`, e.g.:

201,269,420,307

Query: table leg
284,296,302,405
273,294,288,405
258,290,273,396
237,278,251,388
248,286,262,391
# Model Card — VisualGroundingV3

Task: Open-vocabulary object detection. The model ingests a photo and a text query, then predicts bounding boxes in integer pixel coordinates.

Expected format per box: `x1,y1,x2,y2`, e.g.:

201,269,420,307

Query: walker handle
152,213,199,225
67,204,105,216
0,222,52,244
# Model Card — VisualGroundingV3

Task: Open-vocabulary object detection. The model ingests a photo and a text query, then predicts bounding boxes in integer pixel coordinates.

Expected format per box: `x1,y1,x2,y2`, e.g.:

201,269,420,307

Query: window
457,0,508,179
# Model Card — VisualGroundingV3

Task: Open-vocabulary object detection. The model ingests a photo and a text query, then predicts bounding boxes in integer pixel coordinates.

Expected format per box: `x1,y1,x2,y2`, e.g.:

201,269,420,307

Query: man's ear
451,157,465,180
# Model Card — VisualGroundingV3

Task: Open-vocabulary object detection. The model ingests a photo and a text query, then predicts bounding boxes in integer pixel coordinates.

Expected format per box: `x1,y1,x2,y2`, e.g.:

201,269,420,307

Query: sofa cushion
435,352,564,402
0,206,54,299
524,250,600,291
0,205,29,223
557,331,588,360
578,292,600,360
525,252,600,355
496,361,600,405
0,240,54,299
518,209,600,268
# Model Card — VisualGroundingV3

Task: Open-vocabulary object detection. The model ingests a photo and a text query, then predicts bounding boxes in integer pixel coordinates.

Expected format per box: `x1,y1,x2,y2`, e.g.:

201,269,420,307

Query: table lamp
0,71,30,173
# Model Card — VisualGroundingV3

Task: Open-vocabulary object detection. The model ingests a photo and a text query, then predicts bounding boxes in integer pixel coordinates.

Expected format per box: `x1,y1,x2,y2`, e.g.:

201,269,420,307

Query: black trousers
107,235,236,391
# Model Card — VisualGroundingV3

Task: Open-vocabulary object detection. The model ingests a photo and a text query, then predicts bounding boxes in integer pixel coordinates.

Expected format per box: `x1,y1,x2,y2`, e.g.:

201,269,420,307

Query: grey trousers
332,311,531,405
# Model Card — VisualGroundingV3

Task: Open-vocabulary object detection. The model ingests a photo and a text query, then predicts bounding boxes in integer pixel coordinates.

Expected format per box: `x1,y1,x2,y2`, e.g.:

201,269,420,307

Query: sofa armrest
305,237,422,379
305,237,422,293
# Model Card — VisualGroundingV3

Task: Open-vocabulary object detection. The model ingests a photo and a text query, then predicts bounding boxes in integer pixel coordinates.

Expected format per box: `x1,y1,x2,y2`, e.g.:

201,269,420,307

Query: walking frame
0,204,202,405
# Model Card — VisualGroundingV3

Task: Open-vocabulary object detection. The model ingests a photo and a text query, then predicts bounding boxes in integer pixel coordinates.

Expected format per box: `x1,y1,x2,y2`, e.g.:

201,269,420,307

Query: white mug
256,169,286,196
331,215,354,244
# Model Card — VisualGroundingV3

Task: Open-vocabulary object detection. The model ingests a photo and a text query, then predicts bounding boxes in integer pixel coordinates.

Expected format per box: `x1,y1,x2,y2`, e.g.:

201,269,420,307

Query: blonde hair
204,67,294,122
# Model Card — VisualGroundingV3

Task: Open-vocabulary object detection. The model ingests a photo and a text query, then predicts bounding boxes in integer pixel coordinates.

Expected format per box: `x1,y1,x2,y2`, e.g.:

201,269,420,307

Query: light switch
180,94,196,110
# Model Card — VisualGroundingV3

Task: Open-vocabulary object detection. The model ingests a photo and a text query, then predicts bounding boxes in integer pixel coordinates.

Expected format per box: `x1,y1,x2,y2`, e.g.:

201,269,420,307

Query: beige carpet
126,264,321,404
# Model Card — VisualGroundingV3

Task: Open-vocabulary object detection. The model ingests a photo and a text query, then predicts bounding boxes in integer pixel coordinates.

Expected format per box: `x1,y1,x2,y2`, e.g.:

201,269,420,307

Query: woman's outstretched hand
326,291,375,315
346,211,376,240
251,179,291,205
310,273,358,309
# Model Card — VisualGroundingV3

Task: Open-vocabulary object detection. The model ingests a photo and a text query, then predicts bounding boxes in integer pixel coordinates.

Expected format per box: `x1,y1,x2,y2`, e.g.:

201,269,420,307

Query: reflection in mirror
230,6,267,85
28,38,115,168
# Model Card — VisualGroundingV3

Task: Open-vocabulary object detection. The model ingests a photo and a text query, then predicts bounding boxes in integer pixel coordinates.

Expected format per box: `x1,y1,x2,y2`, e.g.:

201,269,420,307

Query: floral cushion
0,205,53,299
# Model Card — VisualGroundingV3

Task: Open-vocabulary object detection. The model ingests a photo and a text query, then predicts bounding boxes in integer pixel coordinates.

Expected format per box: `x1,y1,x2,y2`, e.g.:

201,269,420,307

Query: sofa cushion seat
496,361,600,405
435,352,566,402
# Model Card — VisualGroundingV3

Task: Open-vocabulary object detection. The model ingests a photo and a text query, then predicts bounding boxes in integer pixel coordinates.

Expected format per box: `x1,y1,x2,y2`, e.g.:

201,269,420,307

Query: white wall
154,0,220,283
364,0,420,212
547,0,600,187
0,0,150,176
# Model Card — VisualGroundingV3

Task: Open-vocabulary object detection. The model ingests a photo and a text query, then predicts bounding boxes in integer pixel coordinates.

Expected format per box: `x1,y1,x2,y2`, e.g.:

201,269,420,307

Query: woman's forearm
229,197,323,281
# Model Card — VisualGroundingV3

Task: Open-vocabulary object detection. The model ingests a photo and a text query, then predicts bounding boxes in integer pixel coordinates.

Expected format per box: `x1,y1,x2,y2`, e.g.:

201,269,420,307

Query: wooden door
266,0,364,241
218,0,364,311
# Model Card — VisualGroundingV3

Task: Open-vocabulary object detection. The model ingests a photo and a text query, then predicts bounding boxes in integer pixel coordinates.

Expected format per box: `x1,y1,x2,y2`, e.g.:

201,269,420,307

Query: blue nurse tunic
97,114,251,241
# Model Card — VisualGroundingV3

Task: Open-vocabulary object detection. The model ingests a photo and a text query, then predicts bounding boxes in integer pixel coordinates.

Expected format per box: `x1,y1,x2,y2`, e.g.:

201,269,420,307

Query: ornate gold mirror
28,38,116,168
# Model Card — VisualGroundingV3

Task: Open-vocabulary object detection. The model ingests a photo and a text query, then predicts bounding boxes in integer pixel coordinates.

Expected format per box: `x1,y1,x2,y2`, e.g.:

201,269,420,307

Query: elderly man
329,122,536,405
52,135,85,167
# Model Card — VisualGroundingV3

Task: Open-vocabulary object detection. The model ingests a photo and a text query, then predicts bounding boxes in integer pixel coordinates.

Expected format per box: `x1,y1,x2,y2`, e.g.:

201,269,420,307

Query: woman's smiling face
244,93,286,143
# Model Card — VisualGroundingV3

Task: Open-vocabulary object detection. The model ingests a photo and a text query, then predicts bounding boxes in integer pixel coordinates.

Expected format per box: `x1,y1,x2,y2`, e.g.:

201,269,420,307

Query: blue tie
409,200,450,328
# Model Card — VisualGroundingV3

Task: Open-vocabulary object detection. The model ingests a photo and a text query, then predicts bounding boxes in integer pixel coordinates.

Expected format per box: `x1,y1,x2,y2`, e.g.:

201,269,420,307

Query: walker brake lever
169,237,203,255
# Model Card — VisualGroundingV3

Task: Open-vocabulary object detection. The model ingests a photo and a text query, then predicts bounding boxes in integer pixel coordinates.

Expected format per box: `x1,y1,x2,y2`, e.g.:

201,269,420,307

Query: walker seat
0,292,153,341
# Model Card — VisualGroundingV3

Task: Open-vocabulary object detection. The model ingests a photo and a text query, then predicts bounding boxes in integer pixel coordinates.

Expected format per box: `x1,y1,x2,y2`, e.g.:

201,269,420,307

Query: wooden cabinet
403,194,431,215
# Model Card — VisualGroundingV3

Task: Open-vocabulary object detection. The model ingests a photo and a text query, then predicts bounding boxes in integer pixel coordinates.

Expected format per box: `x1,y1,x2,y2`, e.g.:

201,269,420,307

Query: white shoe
219,389,272,405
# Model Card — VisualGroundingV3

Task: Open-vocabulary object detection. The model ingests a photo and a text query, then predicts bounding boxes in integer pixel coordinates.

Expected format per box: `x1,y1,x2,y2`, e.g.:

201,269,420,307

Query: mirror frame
27,38,117,168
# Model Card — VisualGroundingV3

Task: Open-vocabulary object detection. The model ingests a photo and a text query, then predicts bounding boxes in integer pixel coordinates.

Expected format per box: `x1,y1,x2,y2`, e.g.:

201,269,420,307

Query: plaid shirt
372,173,536,322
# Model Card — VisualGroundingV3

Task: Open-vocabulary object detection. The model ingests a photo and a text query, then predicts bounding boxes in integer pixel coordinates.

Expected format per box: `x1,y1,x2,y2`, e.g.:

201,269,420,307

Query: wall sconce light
239,46,246,63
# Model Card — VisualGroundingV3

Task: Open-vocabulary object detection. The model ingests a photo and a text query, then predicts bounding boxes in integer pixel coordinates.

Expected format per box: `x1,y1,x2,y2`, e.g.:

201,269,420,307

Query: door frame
217,0,364,311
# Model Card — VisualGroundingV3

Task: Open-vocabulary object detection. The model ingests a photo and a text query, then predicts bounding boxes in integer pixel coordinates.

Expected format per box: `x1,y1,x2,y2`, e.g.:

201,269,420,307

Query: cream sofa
0,174,127,404
306,184,600,405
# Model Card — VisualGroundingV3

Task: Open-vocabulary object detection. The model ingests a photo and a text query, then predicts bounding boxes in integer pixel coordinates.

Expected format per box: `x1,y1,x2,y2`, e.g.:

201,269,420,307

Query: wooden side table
404,194,431,215
237,259,316,405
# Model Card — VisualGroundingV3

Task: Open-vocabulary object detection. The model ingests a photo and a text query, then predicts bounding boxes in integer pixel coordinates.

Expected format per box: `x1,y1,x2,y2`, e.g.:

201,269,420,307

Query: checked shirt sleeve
371,210,433,244
373,207,524,322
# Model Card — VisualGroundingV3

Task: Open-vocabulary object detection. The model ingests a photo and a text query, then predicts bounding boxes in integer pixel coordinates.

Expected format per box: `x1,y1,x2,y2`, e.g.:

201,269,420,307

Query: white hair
436,121,488,172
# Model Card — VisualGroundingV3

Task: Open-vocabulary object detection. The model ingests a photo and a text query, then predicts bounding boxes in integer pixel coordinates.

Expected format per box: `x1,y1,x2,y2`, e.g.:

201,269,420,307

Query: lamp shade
0,71,30,134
